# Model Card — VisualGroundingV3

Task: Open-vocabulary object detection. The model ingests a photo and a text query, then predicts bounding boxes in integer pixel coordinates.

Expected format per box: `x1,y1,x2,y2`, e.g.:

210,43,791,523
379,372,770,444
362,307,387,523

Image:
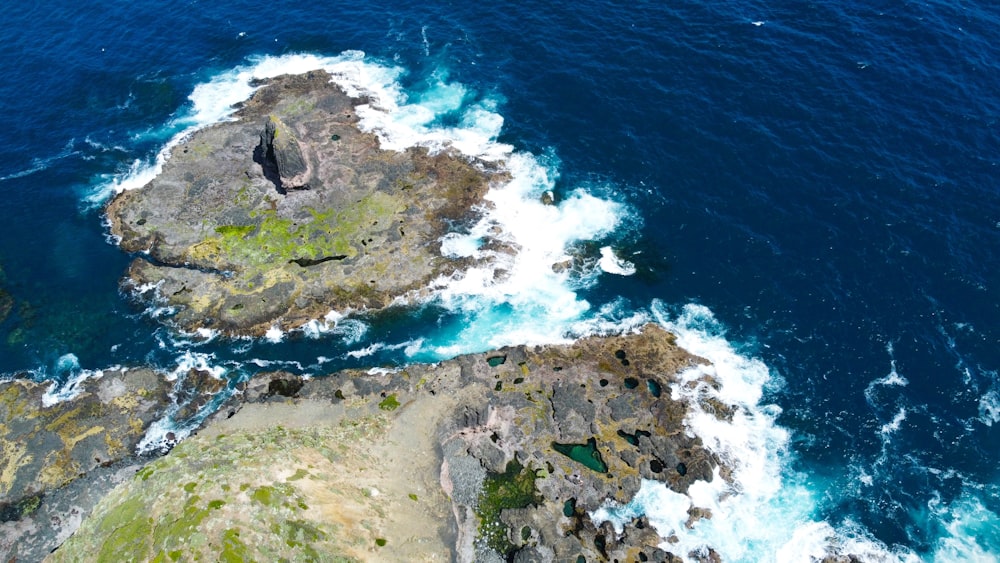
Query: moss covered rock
0,368,175,561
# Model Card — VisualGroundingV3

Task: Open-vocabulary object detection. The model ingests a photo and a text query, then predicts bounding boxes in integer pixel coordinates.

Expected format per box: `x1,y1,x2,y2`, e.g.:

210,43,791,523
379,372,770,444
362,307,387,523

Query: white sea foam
879,407,907,436
568,300,650,337
167,350,226,381
40,354,122,407
264,325,284,343
929,492,1000,562
299,310,368,344
588,301,919,562
979,389,1000,427
864,341,909,407
347,343,384,359
348,339,424,360
598,246,637,276
417,152,631,357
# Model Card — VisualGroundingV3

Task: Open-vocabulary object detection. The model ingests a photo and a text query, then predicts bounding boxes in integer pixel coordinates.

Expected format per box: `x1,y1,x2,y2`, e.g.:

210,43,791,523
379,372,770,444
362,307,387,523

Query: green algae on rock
106,71,501,337
0,369,170,505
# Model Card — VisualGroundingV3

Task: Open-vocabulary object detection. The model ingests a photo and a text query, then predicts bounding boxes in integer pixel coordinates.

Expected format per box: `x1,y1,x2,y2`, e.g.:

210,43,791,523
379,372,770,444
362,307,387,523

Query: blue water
3,2,999,560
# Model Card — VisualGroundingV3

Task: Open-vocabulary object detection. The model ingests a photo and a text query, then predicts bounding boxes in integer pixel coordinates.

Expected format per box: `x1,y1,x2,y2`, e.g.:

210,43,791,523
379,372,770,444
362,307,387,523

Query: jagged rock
45,326,854,562
170,368,230,422
257,114,310,191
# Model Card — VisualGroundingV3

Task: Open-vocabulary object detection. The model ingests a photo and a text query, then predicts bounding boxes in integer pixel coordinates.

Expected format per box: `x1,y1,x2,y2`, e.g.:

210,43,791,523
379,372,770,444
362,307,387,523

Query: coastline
36,324,729,562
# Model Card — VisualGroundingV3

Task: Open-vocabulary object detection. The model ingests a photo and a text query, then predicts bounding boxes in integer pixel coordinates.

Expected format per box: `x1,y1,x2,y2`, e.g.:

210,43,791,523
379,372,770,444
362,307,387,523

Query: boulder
257,114,310,191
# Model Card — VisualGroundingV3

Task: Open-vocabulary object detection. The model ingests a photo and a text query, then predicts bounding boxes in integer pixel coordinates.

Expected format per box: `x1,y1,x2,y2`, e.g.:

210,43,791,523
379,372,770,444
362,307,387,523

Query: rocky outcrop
0,368,174,561
257,114,310,191
47,325,740,562
106,71,501,337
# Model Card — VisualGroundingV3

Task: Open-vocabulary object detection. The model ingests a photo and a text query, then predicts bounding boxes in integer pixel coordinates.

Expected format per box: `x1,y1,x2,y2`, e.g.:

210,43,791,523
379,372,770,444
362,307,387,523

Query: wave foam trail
0,138,79,182
299,310,368,344
589,300,915,562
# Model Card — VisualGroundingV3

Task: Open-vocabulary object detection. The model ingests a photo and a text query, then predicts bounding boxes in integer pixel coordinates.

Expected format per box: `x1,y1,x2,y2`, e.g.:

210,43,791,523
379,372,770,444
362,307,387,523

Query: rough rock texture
0,368,174,561
106,71,500,337
49,325,739,562
258,114,311,191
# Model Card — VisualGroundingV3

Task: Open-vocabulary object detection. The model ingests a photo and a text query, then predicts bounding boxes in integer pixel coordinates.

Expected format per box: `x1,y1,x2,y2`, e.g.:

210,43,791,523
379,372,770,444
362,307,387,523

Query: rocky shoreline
3,325,746,562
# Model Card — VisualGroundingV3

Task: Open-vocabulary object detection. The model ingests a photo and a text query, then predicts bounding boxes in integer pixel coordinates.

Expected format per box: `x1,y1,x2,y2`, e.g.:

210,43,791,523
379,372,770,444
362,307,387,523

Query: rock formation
0,369,173,560
106,71,501,337
257,114,310,191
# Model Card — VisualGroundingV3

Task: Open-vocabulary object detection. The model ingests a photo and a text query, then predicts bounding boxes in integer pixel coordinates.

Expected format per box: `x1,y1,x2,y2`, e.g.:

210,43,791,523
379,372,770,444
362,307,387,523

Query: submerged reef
106,71,501,337
0,265,12,325
42,325,741,562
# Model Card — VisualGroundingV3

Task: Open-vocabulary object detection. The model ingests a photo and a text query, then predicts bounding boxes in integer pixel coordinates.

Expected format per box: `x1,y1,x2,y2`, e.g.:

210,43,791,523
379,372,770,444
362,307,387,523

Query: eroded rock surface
49,325,741,562
107,71,499,336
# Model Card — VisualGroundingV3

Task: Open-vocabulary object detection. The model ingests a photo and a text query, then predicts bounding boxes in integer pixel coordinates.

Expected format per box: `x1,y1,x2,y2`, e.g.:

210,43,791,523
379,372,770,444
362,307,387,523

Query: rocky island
107,70,500,336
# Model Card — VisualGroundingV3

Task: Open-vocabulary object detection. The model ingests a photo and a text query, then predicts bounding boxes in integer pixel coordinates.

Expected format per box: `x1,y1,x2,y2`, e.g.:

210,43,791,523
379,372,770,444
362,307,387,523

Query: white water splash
590,301,919,562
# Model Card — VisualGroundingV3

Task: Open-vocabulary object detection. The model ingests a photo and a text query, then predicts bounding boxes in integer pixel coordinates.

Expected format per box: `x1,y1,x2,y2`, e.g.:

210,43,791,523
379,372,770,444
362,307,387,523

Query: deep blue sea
2,2,998,560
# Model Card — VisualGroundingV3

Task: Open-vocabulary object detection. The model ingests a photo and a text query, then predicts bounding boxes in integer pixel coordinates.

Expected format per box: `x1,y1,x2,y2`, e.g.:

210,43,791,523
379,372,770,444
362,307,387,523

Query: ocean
2,1,998,560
